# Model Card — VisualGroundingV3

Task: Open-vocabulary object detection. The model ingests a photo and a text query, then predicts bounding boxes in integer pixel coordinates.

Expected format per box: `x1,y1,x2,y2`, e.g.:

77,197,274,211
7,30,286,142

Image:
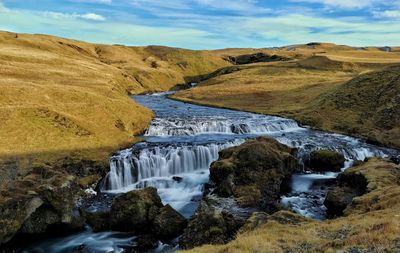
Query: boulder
0,173,84,244
82,211,110,232
324,187,359,217
132,234,159,251
209,137,298,212
152,204,187,240
307,150,345,172
180,201,244,249
110,187,163,232
324,169,367,217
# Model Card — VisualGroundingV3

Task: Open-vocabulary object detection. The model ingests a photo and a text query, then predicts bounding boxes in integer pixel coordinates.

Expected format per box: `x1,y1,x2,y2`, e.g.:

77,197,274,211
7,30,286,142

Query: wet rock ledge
180,136,299,249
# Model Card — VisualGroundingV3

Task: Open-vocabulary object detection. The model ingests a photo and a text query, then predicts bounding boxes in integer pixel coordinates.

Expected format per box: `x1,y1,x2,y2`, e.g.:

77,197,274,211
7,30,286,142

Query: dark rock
81,210,110,232
61,156,106,178
20,205,62,234
324,186,359,217
180,201,244,249
110,187,163,232
152,204,187,240
324,170,368,217
132,234,159,251
209,137,298,212
307,42,321,46
172,176,183,183
225,53,290,65
307,150,345,172
390,156,400,165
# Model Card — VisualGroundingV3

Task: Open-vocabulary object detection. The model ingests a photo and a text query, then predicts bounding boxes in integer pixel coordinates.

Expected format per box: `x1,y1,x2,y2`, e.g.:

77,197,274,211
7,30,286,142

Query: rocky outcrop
307,149,345,172
324,166,368,217
180,200,244,249
84,187,187,243
152,204,187,240
225,53,289,65
110,187,164,232
0,173,84,244
210,137,298,212
181,137,298,249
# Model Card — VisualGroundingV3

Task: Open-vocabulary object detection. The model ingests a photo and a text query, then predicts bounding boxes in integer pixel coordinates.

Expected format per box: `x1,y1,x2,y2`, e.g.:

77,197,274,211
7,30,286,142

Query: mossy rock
110,187,163,232
209,137,298,211
180,201,244,249
151,204,187,240
308,149,345,172
324,186,359,217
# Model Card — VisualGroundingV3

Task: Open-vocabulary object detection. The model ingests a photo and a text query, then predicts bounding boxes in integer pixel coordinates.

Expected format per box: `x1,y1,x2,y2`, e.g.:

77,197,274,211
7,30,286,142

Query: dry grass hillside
173,46,400,149
183,158,400,253
0,31,229,166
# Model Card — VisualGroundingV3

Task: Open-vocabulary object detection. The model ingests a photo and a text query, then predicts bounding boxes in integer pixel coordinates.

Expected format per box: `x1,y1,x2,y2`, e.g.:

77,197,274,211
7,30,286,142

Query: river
19,92,400,252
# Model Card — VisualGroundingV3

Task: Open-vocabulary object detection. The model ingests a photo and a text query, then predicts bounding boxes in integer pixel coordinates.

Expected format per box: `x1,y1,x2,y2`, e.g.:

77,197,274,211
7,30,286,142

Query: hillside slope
173,54,400,148
298,65,400,148
0,31,230,164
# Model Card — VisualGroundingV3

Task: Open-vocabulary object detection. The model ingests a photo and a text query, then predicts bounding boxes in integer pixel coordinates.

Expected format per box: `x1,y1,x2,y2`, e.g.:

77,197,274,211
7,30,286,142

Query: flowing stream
20,91,400,252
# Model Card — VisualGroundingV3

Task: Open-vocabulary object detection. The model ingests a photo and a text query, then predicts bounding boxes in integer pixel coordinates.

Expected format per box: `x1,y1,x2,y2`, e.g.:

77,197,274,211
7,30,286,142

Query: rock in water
209,136,298,212
180,201,244,249
81,211,110,232
107,187,187,241
152,204,187,240
324,166,368,217
110,187,163,232
307,149,345,172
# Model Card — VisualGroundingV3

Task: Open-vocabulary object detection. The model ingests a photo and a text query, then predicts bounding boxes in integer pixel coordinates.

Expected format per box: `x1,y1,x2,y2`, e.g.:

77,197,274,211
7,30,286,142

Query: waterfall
145,117,300,136
102,140,244,192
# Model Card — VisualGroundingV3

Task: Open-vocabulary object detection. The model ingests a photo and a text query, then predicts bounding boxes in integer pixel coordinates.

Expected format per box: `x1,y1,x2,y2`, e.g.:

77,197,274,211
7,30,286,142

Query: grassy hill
0,31,230,165
173,48,400,149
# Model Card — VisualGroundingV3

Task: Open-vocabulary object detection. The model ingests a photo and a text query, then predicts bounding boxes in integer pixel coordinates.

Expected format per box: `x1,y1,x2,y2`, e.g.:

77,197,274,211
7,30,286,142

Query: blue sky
0,0,400,49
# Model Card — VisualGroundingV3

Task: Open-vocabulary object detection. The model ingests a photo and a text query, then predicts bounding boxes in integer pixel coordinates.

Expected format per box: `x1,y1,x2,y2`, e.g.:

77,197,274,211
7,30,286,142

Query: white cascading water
145,117,300,136
103,140,244,192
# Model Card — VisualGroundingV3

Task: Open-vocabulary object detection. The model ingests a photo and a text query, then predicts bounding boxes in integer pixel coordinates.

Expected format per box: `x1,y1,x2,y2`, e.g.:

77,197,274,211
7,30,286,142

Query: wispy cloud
373,10,400,19
290,0,396,9
1,0,400,48
193,0,272,14
43,11,106,21
80,13,106,21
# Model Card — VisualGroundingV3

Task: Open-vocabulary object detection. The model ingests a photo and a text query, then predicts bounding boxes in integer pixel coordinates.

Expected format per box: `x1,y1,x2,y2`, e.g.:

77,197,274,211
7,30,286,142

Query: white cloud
43,11,106,21
0,0,399,48
80,13,106,21
291,0,382,9
194,0,271,13
373,10,400,19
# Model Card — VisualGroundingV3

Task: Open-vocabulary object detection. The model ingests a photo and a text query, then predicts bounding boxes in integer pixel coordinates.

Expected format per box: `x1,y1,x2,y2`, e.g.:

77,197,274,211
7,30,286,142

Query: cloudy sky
0,0,399,49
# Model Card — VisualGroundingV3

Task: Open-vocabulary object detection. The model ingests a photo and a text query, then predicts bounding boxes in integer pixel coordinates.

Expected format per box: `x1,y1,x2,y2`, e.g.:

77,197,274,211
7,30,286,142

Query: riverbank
183,158,400,253
172,60,400,149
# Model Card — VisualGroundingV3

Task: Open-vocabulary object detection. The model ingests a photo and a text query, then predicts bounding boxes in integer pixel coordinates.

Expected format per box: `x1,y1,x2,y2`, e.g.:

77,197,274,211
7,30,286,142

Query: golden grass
173,55,400,148
0,31,229,165
183,159,400,253
172,62,357,115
